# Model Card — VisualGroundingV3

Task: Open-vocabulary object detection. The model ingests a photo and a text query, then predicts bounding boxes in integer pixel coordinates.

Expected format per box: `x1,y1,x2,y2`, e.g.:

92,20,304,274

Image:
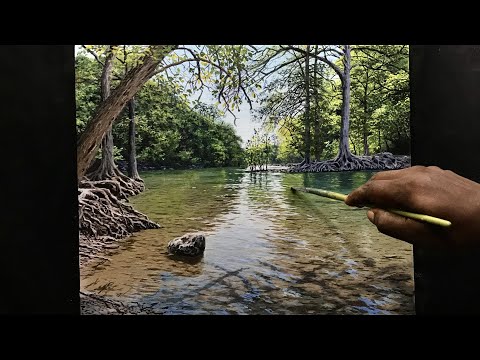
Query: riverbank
116,153,410,174
80,237,158,314
116,160,210,173
246,154,411,173
289,153,411,173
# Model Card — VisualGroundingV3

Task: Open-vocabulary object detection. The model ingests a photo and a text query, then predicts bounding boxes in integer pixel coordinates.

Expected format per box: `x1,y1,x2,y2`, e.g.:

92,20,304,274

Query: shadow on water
80,168,414,315
167,253,204,265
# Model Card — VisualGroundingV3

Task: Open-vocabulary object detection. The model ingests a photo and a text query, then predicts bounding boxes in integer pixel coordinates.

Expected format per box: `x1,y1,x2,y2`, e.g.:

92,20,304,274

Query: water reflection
81,168,414,315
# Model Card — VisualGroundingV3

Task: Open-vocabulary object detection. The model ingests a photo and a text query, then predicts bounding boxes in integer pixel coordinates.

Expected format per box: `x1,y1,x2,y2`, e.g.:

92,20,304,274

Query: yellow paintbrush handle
387,209,451,227
292,187,452,227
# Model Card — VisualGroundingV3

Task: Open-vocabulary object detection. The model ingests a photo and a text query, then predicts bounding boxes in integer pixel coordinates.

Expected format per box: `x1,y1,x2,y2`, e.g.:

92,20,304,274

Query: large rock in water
167,233,206,257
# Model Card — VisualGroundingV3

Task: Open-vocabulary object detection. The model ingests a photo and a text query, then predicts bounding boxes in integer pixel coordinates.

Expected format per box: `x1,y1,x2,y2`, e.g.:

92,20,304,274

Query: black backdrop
1,45,479,314
0,46,79,313
410,45,480,314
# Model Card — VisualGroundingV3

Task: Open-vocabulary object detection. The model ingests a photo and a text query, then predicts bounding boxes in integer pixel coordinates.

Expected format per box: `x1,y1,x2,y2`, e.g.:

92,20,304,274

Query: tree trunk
77,45,175,181
336,45,352,161
95,128,116,177
362,123,369,156
313,45,321,161
96,47,116,178
303,45,311,164
350,136,357,155
264,136,268,171
127,97,140,179
363,69,370,156
378,128,381,152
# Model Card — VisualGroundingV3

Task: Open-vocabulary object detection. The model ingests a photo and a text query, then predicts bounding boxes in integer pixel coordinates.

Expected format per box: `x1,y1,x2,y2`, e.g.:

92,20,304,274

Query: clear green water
81,168,414,315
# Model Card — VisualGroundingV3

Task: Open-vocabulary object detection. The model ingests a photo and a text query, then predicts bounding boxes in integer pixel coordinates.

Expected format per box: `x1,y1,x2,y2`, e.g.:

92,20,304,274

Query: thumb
367,208,447,247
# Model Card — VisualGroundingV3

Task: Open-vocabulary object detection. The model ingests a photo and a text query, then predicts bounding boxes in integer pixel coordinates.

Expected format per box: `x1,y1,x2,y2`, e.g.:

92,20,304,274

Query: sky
225,101,259,146
75,45,259,145
189,88,259,146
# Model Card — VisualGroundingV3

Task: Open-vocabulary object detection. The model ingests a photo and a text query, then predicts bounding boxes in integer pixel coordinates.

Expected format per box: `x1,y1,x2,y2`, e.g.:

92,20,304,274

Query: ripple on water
81,169,414,315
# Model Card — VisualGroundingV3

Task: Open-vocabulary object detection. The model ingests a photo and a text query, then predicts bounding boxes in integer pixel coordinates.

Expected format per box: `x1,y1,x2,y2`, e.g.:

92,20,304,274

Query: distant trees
76,56,245,170
249,45,410,170
245,129,274,171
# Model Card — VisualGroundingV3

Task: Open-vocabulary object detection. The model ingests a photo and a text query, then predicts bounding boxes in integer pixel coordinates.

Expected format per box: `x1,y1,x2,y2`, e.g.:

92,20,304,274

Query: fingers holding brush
367,208,451,249
347,166,480,250
345,178,411,210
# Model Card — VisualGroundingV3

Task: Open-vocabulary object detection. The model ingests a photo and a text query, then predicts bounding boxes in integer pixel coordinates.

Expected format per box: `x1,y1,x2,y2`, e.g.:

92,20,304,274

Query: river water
80,168,414,315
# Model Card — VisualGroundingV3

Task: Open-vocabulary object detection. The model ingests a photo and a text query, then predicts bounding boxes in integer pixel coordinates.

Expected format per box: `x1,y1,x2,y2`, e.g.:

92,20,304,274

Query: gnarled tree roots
288,152,410,173
79,180,159,267
86,163,145,200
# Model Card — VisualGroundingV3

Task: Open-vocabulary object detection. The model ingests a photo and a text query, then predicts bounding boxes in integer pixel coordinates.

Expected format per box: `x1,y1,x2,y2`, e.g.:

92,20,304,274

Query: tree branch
81,45,104,67
284,45,345,83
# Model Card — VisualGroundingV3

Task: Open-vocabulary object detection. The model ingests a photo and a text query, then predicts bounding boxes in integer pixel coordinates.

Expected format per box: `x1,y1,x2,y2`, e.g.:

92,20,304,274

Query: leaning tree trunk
127,97,140,180
303,45,311,164
336,44,352,163
78,46,174,267
77,45,176,181
85,47,144,197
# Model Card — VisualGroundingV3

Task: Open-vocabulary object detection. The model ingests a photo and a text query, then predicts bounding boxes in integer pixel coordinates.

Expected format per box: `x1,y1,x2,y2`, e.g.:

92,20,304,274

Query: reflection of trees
82,169,413,314
132,168,244,226
244,172,413,314
246,172,284,210
299,171,373,193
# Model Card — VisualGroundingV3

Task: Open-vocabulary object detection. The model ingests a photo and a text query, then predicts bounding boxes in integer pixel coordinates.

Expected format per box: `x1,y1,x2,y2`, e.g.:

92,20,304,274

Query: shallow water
80,168,414,315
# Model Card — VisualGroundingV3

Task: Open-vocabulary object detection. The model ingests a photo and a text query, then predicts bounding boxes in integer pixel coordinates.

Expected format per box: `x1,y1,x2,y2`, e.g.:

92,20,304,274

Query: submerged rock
167,233,206,257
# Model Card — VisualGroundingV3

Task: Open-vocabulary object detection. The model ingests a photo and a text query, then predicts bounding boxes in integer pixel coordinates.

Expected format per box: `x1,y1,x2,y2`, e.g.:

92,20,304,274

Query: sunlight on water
80,168,414,315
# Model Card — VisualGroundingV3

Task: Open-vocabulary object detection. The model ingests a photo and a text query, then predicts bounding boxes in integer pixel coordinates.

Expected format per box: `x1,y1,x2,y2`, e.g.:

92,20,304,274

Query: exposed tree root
85,160,145,200
78,180,160,267
80,291,163,315
288,152,410,173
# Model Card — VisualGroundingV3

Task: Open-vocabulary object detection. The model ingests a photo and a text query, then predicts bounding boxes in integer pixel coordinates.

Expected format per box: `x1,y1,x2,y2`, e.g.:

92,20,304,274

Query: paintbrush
291,186,451,227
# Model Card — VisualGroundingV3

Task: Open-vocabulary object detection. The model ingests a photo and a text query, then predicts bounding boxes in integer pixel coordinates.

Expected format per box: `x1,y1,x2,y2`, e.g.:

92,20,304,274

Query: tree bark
303,45,311,164
362,69,370,156
313,45,321,161
127,97,140,179
362,123,369,155
350,135,357,155
77,45,176,181
378,128,381,152
96,46,116,178
336,45,352,161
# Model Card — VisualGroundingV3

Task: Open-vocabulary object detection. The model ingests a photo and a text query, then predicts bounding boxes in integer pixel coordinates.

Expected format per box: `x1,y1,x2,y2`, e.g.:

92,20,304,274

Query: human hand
345,166,480,249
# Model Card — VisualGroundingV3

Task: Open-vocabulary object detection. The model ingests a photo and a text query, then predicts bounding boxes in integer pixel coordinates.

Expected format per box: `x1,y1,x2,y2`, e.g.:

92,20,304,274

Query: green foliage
76,44,411,172
111,79,244,168
253,45,410,162
75,54,102,135
76,54,244,169
350,45,410,155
